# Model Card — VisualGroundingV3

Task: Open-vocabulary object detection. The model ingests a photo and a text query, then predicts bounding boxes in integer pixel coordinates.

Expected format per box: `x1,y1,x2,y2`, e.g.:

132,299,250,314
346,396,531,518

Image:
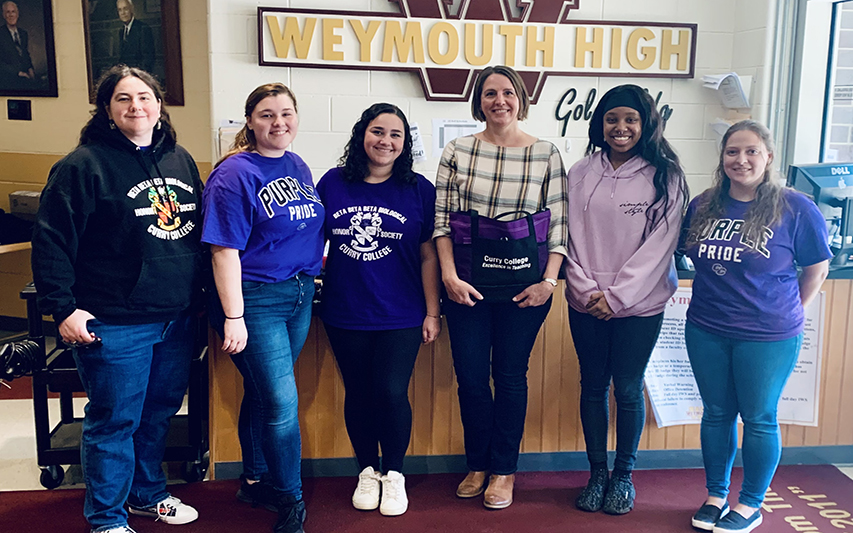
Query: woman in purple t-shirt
202,83,324,533
316,103,441,517
680,121,831,533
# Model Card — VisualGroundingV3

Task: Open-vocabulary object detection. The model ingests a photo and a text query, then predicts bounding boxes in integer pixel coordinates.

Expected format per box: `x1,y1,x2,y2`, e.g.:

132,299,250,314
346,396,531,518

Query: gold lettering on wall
660,29,690,71
428,22,459,65
526,26,554,67
349,20,381,62
610,28,623,69
499,25,523,67
322,18,344,61
464,23,493,66
382,21,426,63
627,27,656,70
574,26,603,69
266,16,316,59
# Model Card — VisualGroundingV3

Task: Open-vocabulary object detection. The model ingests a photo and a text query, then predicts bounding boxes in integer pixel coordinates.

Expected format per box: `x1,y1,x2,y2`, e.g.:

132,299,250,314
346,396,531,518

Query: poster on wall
82,0,183,105
0,0,58,97
644,288,825,428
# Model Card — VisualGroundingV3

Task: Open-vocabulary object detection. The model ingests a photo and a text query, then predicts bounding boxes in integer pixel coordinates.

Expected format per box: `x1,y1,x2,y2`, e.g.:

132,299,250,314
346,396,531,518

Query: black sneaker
713,509,762,533
692,502,729,531
575,468,609,512
602,472,635,515
237,476,278,512
274,494,306,533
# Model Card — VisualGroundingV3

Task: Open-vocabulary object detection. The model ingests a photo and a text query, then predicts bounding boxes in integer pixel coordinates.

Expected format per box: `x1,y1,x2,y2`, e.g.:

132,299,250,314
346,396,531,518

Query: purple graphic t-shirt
202,151,324,283
681,189,832,341
317,167,435,330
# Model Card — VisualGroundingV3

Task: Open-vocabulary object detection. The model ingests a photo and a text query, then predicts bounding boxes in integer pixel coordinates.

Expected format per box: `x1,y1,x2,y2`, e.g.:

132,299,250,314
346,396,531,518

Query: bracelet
426,314,440,318
542,278,558,287
225,315,243,320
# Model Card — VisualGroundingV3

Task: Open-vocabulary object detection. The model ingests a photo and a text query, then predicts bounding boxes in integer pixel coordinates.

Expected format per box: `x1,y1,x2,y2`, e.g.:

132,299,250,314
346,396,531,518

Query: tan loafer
456,470,489,498
483,474,514,509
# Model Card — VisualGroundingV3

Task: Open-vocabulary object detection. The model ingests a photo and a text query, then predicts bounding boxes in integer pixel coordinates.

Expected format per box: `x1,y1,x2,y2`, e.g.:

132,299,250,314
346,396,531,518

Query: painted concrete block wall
208,0,774,197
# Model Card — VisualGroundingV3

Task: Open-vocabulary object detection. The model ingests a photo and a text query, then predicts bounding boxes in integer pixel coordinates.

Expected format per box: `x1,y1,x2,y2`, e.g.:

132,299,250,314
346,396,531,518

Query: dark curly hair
339,103,416,184
586,84,688,238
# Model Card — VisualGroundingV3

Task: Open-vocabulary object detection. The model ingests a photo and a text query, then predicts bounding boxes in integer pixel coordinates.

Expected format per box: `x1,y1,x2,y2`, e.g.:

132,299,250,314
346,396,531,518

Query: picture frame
0,0,58,97
82,0,184,106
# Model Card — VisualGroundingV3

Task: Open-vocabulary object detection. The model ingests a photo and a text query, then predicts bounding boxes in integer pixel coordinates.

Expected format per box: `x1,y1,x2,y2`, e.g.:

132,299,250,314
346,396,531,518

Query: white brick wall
208,0,775,196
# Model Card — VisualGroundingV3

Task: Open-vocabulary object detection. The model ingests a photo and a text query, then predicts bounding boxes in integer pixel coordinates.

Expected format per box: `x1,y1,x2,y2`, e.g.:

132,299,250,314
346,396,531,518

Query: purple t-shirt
316,167,436,330
201,151,324,283
681,189,832,341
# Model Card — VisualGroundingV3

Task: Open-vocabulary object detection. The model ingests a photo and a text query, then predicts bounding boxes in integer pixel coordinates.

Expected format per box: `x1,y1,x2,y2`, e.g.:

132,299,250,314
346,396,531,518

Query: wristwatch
542,278,558,287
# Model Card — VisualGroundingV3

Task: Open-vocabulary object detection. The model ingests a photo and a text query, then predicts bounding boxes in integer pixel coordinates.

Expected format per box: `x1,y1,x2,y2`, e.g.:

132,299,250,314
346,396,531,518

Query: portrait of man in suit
0,1,35,88
116,0,154,73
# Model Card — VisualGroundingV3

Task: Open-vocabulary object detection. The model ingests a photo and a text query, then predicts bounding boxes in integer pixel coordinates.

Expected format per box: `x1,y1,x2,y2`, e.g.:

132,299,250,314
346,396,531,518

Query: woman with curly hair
316,103,440,517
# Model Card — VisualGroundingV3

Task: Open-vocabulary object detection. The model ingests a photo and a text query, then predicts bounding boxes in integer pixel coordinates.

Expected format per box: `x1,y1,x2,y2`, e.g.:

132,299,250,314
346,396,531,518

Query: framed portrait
0,0,58,97
82,0,184,105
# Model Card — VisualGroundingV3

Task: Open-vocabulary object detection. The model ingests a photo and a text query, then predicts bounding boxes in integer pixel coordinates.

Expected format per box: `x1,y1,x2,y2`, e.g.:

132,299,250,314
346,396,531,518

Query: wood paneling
208,280,853,477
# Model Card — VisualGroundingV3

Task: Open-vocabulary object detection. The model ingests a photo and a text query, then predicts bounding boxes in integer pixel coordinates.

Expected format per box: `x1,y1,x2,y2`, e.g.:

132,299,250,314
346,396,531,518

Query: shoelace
356,473,378,495
383,477,399,499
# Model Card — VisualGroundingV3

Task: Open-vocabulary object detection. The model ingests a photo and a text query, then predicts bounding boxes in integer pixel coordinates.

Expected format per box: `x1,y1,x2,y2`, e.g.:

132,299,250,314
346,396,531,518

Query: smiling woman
315,103,440,517
433,65,568,510
202,82,324,533
107,75,162,146
30,64,205,531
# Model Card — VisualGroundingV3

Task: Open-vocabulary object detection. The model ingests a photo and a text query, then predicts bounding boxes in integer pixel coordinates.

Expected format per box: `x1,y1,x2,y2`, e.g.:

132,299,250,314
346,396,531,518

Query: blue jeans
568,308,663,473
218,275,314,498
444,297,551,475
685,321,802,508
73,313,195,532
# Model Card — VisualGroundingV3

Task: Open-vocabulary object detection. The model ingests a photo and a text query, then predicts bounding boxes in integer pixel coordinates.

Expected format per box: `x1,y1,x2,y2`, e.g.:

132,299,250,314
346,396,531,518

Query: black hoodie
32,120,205,325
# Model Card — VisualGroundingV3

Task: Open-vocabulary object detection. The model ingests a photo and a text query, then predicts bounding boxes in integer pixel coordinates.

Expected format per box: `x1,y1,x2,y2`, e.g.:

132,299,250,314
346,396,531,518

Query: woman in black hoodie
31,65,205,533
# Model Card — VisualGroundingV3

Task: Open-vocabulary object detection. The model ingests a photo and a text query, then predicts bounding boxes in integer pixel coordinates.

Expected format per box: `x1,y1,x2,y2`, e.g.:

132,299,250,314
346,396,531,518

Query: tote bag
449,209,550,301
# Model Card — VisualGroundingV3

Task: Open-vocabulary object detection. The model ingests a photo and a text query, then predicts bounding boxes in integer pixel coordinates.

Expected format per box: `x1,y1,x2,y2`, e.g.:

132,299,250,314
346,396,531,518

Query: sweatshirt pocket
126,253,200,311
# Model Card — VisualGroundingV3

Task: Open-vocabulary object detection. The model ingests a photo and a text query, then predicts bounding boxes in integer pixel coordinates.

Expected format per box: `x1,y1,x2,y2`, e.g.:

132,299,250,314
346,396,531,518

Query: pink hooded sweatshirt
564,151,683,318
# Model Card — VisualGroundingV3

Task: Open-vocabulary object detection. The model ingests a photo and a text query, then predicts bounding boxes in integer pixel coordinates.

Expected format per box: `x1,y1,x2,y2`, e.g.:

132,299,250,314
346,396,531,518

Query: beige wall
0,0,212,318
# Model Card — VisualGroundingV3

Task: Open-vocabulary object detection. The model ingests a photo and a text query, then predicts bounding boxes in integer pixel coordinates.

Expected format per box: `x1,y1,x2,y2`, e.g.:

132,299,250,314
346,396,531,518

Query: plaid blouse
433,135,569,257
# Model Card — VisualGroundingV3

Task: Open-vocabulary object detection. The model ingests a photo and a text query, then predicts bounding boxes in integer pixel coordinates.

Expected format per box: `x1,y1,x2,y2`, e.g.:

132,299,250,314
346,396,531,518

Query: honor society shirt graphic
317,167,436,330
683,192,832,342
202,151,325,283
128,176,197,241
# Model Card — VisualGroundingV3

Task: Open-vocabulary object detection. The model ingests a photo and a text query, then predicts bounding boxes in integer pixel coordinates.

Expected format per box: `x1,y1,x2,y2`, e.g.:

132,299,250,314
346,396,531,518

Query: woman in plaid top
433,65,568,510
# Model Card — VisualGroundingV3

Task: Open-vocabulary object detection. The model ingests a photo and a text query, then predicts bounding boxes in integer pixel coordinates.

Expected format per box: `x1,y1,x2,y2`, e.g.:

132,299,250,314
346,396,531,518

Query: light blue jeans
73,313,195,532
685,321,802,508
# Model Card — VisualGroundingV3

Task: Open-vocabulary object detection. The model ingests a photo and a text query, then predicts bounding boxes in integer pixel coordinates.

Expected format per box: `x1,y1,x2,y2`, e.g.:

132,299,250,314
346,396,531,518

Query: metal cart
20,283,210,489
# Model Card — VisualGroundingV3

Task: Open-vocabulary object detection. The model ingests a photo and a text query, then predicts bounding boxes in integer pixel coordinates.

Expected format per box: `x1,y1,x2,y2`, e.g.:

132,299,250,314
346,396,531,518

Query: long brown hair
216,83,298,167
685,120,787,247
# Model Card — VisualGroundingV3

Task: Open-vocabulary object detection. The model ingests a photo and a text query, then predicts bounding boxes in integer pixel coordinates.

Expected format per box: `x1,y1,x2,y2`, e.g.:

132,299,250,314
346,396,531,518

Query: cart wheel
40,465,65,489
181,461,206,483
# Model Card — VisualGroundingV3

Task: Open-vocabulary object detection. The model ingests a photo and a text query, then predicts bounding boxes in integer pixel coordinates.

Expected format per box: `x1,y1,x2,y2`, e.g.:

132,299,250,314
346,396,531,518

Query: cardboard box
9,190,40,220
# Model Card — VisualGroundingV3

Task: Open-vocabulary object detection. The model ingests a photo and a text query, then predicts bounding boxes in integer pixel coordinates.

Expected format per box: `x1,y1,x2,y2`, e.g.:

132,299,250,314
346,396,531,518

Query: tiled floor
1,396,851,492
0,395,191,492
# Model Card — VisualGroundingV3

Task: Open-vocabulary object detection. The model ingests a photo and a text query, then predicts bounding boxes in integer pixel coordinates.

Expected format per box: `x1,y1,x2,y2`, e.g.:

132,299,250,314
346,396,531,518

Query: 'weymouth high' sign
258,0,697,103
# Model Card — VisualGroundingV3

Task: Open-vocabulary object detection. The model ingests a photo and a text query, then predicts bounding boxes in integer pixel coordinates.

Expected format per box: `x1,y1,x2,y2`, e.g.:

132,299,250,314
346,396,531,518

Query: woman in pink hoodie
565,84,688,515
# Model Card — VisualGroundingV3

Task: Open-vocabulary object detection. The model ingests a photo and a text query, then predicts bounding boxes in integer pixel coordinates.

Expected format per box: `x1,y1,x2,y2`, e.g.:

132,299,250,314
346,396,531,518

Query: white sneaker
96,527,137,533
352,466,382,510
379,470,408,516
128,495,199,525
